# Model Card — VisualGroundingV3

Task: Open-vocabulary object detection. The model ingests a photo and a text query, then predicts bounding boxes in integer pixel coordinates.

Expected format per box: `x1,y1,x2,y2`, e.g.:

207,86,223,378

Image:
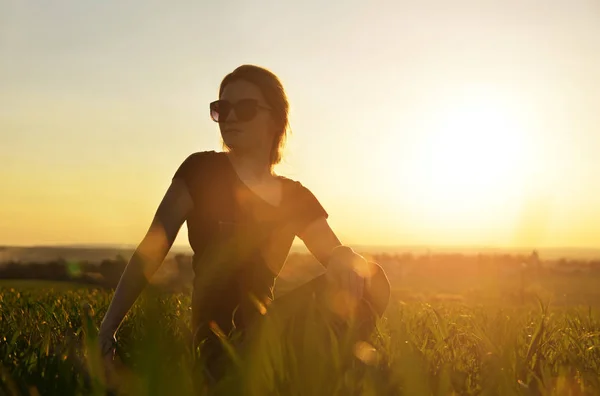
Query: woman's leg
191,326,226,393
259,260,390,359
191,319,244,394
236,262,390,393
268,261,390,328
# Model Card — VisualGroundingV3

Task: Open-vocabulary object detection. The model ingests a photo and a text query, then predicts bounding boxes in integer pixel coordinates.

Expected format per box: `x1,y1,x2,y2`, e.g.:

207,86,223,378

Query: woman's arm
297,216,370,276
98,178,193,350
297,216,390,318
296,216,342,267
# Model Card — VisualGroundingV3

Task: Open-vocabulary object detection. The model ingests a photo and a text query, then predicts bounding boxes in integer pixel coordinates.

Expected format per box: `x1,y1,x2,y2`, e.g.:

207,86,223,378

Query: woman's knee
364,261,390,318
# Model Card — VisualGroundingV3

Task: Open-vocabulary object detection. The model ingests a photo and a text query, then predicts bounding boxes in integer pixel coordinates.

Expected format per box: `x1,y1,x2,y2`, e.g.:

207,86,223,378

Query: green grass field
1,280,599,395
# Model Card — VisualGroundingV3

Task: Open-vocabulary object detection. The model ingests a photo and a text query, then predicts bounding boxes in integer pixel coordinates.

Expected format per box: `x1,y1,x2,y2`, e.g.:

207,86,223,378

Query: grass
0,281,599,395
0,280,94,291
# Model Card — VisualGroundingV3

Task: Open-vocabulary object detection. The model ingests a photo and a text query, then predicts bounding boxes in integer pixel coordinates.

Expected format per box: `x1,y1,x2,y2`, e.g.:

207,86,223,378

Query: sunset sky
2,0,599,249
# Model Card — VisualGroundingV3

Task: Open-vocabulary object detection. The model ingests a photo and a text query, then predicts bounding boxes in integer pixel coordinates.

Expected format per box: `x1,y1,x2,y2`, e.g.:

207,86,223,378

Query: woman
98,64,390,391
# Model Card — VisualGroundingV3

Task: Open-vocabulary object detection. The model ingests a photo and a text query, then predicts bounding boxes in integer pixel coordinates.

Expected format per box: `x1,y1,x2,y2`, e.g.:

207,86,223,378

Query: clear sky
1,0,599,249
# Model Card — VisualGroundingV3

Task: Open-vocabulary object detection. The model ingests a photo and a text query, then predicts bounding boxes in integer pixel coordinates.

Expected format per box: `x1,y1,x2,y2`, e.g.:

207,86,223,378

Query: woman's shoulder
279,176,308,192
180,150,223,164
177,150,226,170
279,177,321,204
279,177,329,226
173,150,225,185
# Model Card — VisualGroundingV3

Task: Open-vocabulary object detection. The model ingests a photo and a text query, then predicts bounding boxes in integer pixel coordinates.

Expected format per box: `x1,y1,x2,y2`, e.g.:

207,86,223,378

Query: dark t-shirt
172,150,328,336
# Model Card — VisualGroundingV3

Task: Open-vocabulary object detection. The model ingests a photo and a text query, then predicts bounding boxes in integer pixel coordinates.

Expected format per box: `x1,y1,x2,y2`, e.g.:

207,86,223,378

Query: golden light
405,90,535,233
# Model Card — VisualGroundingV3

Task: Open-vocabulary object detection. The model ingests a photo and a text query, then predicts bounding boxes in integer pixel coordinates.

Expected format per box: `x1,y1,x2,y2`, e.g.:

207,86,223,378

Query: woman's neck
226,150,274,182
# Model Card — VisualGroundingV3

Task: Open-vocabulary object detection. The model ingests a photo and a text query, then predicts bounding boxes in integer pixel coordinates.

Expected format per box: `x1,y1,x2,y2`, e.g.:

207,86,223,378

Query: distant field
1,275,600,395
2,244,600,265
0,279,98,290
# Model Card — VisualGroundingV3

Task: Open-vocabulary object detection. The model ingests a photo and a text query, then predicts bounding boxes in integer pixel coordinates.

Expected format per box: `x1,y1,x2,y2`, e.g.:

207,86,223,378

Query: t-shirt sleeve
292,182,329,236
172,151,214,200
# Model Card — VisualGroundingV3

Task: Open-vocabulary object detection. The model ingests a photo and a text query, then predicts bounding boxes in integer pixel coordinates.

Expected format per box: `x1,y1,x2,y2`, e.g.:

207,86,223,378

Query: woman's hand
98,334,140,394
326,246,367,298
98,332,120,390
324,246,370,319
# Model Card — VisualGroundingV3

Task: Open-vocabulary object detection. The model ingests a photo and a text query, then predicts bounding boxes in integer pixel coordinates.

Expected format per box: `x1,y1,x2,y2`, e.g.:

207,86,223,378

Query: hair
219,65,290,171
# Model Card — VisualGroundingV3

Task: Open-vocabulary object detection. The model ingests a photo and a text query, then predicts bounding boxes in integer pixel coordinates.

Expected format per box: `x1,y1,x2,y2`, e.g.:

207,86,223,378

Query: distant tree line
0,251,599,292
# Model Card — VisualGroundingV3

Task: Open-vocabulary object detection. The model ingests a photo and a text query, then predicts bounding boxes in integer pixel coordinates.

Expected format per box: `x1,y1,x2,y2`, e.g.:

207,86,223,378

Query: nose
224,108,238,123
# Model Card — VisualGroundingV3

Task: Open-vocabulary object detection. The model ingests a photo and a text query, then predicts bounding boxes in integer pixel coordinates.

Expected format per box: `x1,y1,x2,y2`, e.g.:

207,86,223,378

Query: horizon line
2,242,599,252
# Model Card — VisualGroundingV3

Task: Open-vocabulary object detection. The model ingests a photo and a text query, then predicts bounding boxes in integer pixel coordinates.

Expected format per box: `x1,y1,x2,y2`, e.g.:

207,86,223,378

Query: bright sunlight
404,89,536,234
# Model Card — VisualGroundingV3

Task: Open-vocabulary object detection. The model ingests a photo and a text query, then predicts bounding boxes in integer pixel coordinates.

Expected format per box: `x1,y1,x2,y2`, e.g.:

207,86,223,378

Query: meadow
1,252,600,395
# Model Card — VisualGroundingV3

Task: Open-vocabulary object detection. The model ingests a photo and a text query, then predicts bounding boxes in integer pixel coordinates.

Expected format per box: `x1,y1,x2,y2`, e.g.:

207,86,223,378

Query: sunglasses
209,99,271,123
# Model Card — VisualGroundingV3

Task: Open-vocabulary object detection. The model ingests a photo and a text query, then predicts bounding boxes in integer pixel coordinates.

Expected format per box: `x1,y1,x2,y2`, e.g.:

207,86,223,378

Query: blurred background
2,0,599,252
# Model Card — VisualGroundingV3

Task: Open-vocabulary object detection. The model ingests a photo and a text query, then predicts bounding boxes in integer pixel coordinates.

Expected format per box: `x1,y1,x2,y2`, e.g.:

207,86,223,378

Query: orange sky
1,1,599,249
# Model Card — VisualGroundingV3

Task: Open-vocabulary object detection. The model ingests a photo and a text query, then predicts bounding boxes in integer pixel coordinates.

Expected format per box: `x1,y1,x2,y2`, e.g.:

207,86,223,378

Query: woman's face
217,80,276,157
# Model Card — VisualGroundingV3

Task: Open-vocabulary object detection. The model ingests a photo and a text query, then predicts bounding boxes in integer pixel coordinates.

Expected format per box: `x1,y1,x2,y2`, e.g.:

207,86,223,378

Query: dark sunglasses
209,99,271,123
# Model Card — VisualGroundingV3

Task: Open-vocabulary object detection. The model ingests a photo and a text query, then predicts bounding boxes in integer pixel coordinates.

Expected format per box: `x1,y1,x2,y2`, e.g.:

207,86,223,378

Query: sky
1,0,599,249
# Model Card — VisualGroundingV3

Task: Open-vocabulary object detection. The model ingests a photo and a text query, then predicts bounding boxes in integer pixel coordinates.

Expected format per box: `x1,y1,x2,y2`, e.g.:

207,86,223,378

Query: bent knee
365,261,390,317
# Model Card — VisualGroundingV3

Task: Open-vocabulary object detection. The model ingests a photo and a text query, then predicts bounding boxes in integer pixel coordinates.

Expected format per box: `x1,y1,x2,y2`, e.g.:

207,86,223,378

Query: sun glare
405,92,534,230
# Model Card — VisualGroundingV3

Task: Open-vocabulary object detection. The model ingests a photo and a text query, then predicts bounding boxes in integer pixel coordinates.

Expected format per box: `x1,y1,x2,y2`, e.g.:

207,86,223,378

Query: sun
405,93,533,230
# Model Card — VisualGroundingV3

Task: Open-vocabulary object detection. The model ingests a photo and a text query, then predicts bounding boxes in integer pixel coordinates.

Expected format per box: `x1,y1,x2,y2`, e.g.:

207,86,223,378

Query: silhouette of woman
98,64,390,392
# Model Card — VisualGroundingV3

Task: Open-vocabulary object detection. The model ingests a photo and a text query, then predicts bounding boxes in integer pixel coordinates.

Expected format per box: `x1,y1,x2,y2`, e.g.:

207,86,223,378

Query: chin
223,141,245,155
221,137,237,149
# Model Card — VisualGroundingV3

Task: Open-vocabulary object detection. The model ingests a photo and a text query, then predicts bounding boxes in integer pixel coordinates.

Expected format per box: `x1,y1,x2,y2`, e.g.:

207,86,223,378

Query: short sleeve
291,182,329,236
172,151,216,200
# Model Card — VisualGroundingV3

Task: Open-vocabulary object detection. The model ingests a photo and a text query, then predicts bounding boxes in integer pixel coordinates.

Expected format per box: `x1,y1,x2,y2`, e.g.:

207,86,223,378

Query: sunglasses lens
209,101,219,122
210,101,231,122
210,99,262,122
